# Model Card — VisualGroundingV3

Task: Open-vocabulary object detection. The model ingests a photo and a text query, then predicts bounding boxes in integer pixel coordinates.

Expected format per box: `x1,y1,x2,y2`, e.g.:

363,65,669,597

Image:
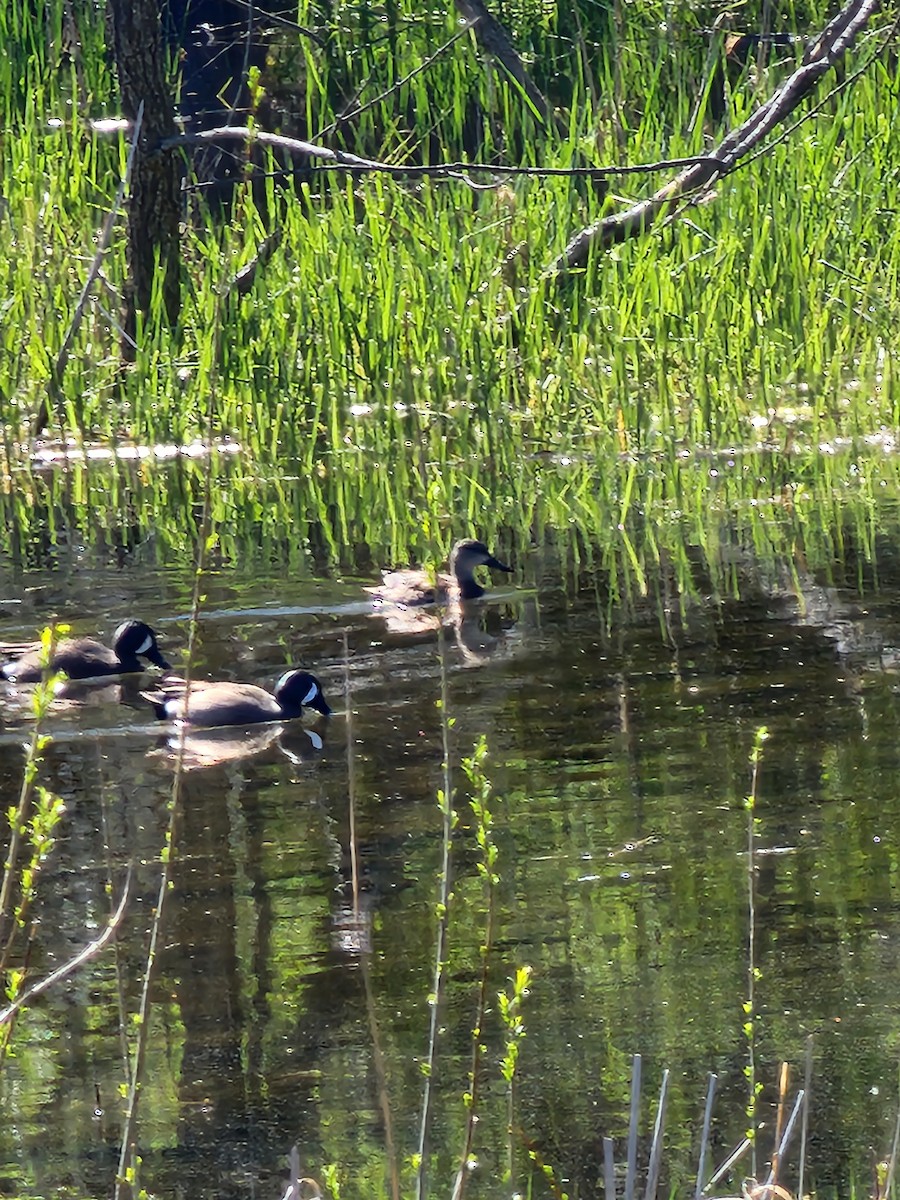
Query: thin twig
696,1073,718,1200
225,226,284,297
316,21,476,140
625,1054,642,1200
763,1090,806,1191
644,1069,670,1200
770,1062,789,1185
0,869,132,1025
415,624,455,1200
705,1138,753,1192
224,0,326,47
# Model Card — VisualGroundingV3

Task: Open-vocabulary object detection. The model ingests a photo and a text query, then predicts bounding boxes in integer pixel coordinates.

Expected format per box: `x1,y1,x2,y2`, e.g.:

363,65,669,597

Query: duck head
113,620,170,670
274,670,332,716
450,539,512,598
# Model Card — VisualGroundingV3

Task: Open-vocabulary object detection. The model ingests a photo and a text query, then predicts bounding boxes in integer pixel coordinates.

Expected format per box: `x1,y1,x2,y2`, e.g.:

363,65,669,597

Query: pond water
3,453,900,1199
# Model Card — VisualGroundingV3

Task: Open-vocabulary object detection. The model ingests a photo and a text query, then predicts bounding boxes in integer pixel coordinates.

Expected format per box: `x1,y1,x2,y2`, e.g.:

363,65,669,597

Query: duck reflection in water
148,721,327,772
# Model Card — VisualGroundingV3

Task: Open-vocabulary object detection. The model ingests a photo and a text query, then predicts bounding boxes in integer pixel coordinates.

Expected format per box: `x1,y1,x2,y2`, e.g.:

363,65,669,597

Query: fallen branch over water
548,0,880,279
162,126,709,181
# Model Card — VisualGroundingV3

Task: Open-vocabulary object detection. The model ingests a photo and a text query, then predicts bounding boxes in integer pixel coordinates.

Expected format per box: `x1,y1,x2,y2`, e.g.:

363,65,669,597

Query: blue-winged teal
366,538,511,607
1,619,170,682
141,669,331,728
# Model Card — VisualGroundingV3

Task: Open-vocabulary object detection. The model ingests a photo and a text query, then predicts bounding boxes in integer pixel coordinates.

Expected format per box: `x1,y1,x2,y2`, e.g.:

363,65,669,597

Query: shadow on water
4,451,900,1196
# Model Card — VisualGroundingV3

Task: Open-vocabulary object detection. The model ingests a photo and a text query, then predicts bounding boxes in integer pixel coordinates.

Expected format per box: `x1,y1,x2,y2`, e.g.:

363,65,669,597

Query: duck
366,538,511,607
1,619,170,682
140,669,331,728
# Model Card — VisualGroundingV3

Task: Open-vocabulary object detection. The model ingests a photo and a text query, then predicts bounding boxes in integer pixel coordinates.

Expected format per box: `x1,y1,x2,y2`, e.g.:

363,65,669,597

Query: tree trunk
107,0,182,350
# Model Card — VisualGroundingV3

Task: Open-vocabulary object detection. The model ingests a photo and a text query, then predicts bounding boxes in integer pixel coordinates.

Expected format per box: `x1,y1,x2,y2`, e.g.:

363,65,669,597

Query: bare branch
0,870,133,1027
454,0,566,136
161,125,387,170
316,20,477,140
225,225,284,297
549,0,879,279
164,124,712,180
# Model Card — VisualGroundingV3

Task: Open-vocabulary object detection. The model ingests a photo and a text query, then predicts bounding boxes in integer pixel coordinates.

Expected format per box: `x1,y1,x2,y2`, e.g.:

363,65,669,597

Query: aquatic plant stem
344,631,400,1200
344,631,360,910
113,478,212,1200
113,812,176,1199
744,726,768,1178
883,1065,900,1200
798,1036,813,1198
453,735,499,1200
99,779,134,1089
415,625,455,1200
0,633,63,964
0,745,41,956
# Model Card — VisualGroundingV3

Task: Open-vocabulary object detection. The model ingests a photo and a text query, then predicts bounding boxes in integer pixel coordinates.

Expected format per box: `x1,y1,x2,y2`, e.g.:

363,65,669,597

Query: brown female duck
366,538,511,607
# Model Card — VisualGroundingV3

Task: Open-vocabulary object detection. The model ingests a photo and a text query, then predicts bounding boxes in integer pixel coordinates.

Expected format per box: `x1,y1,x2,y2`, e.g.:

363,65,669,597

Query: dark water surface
3,458,900,1199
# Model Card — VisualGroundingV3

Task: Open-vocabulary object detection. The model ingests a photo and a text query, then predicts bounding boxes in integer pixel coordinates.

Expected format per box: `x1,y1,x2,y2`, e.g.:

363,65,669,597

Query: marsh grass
0,436,895,634
1,0,898,485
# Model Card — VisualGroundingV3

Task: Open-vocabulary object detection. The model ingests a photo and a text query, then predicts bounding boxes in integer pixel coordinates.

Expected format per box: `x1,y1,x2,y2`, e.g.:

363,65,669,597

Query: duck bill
310,693,332,717
486,555,512,572
145,647,171,670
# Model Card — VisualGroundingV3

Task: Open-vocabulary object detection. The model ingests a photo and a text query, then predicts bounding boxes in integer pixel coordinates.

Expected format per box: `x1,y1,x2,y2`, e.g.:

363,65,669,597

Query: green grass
2,0,899,469
0,0,898,602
